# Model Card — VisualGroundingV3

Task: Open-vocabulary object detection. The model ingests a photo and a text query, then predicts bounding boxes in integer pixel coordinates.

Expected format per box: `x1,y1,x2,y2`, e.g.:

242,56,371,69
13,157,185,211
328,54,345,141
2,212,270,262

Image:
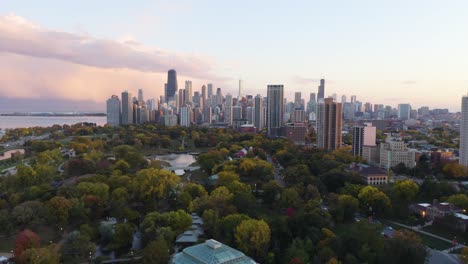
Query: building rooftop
171,239,257,264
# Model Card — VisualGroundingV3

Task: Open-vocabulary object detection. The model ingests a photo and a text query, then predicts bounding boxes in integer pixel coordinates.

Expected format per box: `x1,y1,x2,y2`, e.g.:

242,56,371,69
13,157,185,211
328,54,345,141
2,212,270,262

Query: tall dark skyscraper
166,69,178,103
121,91,133,125
267,85,284,138
317,79,325,100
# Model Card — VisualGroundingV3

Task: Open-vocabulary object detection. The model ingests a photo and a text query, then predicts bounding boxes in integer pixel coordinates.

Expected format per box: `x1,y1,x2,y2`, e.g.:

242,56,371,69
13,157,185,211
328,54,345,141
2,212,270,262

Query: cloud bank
0,15,219,109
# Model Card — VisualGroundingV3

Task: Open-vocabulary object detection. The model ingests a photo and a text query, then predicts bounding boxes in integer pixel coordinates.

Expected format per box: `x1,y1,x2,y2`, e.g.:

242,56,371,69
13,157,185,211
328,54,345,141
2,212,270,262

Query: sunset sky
1,0,468,112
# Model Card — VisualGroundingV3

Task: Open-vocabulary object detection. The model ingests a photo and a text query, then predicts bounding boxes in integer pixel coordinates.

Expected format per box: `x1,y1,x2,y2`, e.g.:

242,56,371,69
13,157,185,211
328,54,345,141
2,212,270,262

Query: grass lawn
422,225,468,246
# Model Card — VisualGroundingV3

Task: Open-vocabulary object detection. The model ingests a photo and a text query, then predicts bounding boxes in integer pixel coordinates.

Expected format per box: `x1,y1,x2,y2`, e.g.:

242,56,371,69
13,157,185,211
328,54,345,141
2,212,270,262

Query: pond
0,149,25,161
153,154,196,168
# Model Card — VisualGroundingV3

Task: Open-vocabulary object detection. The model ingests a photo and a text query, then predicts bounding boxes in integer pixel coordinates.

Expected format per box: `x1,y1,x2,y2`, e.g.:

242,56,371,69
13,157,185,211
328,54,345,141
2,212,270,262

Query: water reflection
153,154,196,167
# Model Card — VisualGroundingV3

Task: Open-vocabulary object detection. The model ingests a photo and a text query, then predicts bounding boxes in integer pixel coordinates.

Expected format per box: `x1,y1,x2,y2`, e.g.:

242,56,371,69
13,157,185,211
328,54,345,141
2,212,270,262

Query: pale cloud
0,14,218,79
0,15,222,108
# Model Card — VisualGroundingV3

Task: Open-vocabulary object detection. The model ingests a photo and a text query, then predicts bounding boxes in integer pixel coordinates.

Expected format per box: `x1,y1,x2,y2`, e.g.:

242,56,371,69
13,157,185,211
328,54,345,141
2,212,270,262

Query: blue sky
0,0,467,111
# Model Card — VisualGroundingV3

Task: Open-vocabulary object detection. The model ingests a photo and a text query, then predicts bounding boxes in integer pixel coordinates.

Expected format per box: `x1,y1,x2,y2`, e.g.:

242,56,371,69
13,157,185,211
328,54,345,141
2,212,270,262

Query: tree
392,180,419,216
393,180,419,204
46,196,72,226
235,219,271,259
112,223,134,251
280,188,301,208
133,168,180,203
61,231,96,263
0,209,14,236
142,238,169,264
447,194,468,211
12,201,45,227
330,194,359,223
19,246,60,264
114,160,131,174
461,247,468,264
217,171,240,186
197,151,225,174
358,186,391,216
284,238,314,264
14,229,41,262
203,209,220,238
219,214,251,245
262,180,282,208
283,164,312,186
381,230,427,264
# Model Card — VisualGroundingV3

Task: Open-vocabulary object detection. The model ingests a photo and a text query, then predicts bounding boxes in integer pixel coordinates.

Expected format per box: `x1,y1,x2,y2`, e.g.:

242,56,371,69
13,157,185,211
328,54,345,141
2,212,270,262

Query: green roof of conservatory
171,239,257,264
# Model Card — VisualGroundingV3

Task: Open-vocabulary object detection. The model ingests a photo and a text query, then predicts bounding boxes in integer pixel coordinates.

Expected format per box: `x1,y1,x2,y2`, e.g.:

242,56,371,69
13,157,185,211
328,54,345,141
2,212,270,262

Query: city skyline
1,1,468,111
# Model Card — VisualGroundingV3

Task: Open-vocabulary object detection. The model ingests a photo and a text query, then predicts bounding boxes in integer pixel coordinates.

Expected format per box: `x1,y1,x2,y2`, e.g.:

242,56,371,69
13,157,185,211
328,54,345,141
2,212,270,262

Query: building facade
267,85,284,137
106,95,121,126
460,96,468,166
317,98,342,150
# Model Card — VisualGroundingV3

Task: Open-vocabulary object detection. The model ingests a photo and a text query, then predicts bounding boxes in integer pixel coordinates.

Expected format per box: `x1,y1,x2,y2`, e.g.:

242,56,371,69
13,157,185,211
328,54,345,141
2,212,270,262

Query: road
267,155,285,187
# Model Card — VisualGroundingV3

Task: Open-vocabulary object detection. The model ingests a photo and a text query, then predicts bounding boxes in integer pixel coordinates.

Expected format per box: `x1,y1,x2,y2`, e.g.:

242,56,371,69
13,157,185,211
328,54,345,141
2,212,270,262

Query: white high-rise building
106,95,121,126
225,94,233,126
185,80,192,104
460,96,468,166
380,134,416,170
238,80,244,98
180,106,191,127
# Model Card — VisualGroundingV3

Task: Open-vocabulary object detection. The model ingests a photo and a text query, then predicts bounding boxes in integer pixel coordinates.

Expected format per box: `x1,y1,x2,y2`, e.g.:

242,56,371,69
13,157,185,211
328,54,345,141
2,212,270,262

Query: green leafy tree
219,214,251,245
381,230,427,264
61,231,96,263
46,196,72,226
447,194,468,211
217,171,240,186
235,219,271,259
358,186,391,216
19,245,60,264
112,223,134,251
142,238,169,264
133,168,180,203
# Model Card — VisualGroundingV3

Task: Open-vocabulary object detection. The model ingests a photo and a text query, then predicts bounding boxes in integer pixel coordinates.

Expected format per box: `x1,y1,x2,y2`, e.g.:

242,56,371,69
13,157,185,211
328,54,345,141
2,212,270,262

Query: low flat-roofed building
349,163,388,185
171,239,257,264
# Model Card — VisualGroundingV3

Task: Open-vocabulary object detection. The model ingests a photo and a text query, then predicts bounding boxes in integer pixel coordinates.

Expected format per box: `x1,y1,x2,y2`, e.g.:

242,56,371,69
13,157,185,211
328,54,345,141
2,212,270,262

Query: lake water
0,116,107,129
153,154,196,167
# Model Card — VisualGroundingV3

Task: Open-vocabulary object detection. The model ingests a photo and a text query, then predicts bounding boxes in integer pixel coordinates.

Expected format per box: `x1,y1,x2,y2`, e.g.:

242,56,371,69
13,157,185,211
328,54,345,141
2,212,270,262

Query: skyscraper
106,95,121,126
180,106,191,127
238,80,244,98
166,69,178,103
121,91,133,125
352,123,376,157
185,80,192,104
201,85,207,104
138,88,144,103
207,83,213,98
225,94,233,126
460,96,468,166
254,94,264,131
317,98,342,150
317,79,325,100
398,104,411,120
294,92,302,108
267,85,284,137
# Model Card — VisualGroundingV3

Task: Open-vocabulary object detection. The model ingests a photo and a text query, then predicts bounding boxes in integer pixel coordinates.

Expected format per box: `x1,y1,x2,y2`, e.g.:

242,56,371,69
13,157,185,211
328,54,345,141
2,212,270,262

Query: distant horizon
1,1,468,112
